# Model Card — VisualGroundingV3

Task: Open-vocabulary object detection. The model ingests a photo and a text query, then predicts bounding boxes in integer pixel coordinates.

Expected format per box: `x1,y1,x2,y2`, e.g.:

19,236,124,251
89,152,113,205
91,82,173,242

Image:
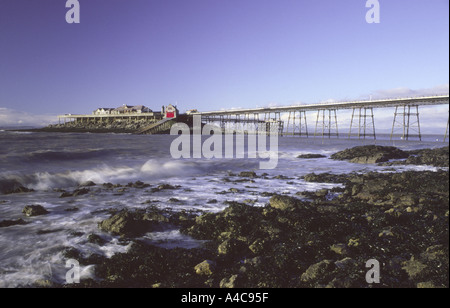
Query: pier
58,95,449,141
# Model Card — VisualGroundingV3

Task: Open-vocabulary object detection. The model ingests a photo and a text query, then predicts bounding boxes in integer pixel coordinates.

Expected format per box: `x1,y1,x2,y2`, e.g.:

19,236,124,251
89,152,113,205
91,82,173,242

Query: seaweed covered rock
22,205,49,217
98,210,162,237
269,195,303,211
297,154,327,159
406,147,449,167
0,218,29,228
0,179,34,195
331,145,409,164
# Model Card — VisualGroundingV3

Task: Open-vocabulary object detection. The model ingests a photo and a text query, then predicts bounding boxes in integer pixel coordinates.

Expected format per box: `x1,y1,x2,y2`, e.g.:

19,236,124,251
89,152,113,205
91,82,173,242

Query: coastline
2,145,444,288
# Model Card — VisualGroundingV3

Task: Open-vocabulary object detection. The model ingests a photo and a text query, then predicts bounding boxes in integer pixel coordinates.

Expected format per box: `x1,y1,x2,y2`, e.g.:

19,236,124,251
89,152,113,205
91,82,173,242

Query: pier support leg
314,109,339,139
349,107,376,140
390,105,421,141
287,111,308,137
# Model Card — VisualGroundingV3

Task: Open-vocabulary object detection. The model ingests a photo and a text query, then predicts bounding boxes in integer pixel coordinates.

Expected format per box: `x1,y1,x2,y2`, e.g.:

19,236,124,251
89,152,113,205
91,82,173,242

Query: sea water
0,131,447,287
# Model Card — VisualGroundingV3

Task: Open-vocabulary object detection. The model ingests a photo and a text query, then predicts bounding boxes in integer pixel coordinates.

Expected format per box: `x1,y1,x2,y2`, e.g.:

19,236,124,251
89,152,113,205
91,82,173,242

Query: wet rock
301,260,336,283
0,179,34,195
330,244,349,256
417,281,439,288
331,145,409,164
269,195,302,211
218,239,248,257
220,275,239,288
88,234,107,246
79,181,96,187
22,205,49,217
60,188,90,198
297,154,327,159
98,210,155,237
194,260,216,276
238,171,257,178
405,146,449,167
0,218,29,228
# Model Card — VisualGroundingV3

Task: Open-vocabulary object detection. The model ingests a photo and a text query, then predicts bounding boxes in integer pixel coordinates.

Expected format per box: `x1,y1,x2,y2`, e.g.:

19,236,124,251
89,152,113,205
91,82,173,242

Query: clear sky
0,0,448,127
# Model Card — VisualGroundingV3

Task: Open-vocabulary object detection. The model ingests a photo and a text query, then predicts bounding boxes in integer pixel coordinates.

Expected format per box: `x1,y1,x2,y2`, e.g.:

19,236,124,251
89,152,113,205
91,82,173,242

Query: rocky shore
37,145,446,289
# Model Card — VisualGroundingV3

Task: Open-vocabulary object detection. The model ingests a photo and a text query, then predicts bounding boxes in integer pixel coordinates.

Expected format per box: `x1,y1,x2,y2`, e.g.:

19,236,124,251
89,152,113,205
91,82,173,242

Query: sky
0,0,449,129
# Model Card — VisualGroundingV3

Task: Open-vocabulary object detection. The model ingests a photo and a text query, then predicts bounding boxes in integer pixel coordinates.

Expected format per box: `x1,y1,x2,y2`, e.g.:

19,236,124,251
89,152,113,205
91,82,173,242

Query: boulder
269,195,301,211
194,260,216,276
79,181,96,187
22,205,49,217
98,210,153,237
0,179,33,195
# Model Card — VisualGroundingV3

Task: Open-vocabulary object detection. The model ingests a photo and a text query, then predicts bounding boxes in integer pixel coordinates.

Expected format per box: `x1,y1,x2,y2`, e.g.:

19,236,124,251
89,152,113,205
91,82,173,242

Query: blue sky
0,0,448,127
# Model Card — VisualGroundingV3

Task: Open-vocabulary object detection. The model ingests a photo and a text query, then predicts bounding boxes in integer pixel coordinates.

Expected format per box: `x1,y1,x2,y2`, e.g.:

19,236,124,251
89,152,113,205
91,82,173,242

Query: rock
269,195,301,211
79,181,96,187
331,145,409,164
406,147,449,167
379,229,395,238
297,154,327,159
315,189,329,198
417,281,439,288
249,239,267,255
194,260,216,276
0,218,28,228
330,244,349,256
22,205,49,217
218,239,248,257
238,171,257,178
334,258,356,270
98,210,153,237
402,258,428,280
301,260,335,282
220,275,239,288
60,188,90,198
88,234,107,246
0,179,34,195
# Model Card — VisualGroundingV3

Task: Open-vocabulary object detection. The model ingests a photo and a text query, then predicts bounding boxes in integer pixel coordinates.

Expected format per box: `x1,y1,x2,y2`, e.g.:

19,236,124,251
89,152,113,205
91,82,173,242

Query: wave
0,156,263,192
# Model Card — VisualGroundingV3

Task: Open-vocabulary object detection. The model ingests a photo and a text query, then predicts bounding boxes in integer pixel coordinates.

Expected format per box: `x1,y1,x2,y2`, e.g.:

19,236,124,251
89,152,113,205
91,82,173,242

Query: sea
0,130,448,287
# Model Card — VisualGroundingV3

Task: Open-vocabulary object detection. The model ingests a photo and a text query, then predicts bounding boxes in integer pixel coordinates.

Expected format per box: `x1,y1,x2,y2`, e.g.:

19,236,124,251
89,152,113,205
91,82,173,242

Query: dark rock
0,179,34,195
98,210,154,237
218,238,248,257
22,205,49,217
331,145,409,164
238,171,257,178
60,188,90,198
405,146,449,167
301,260,336,283
269,195,302,211
0,218,29,228
88,234,107,246
297,154,327,159
79,181,96,187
